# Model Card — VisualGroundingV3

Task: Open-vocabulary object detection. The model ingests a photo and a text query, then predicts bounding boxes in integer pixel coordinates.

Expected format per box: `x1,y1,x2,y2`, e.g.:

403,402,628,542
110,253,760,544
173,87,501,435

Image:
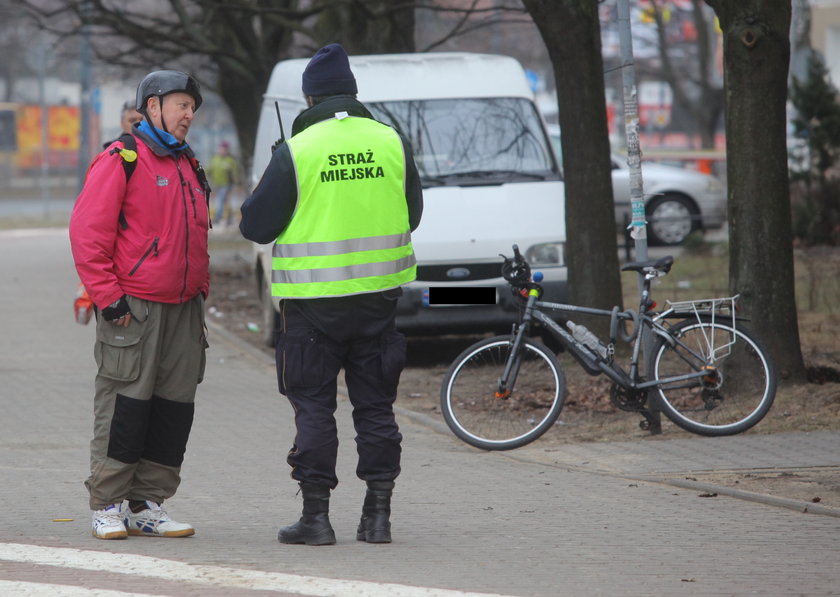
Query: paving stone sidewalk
1,228,838,597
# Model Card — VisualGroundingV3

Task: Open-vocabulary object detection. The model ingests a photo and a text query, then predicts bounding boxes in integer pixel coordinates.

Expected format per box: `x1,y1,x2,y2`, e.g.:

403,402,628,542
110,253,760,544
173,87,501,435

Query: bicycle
440,244,777,450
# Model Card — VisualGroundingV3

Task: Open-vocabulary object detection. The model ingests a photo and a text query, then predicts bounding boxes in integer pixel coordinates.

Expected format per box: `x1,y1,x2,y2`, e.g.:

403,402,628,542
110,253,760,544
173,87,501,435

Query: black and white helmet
135,70,203,113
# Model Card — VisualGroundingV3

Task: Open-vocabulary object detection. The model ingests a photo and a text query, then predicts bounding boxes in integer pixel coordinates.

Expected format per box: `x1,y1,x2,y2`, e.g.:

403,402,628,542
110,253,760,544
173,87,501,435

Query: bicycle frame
497,279,728,401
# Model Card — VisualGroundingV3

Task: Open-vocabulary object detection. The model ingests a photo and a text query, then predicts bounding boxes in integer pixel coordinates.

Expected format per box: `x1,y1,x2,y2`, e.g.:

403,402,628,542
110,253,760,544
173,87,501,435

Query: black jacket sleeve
400,135,423,233
239,143,298,244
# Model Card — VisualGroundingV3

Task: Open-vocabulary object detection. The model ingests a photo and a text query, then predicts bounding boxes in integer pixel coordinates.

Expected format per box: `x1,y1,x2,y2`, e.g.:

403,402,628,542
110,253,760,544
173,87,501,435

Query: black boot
356,480,394,543
278,484,336,545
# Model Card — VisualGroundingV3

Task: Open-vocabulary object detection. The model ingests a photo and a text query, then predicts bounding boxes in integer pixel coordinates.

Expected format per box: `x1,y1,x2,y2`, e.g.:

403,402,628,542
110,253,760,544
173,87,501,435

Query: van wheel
257,269,278,348
646,193,699,246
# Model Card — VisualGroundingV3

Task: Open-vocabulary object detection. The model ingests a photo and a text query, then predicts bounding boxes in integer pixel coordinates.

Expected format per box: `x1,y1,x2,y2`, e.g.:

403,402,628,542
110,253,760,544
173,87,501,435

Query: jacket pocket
94,321,143,382
129,236,159,276
380,328,407,395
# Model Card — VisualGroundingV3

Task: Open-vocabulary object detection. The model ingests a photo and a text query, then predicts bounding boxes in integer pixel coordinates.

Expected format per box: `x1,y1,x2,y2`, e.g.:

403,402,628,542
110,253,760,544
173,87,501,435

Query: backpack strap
109,133,138,182
108,133,137,230
188,155,213,227
189,155,212,200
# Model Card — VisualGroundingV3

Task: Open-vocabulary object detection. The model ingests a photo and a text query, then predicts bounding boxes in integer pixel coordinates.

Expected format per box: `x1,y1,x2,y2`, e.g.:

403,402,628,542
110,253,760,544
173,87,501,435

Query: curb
206,317,274,367
658,477,840,518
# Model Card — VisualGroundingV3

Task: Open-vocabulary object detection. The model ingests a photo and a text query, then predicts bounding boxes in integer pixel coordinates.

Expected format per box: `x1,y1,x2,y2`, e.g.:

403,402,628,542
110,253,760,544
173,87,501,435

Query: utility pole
616,0,660,434
616,0,648,262
78,0,93,191
30,36,52,217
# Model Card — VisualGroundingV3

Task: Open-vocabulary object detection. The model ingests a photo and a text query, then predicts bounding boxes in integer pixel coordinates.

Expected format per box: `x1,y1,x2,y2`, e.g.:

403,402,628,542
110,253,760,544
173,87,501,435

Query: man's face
147,92,196,142
120,107,143,134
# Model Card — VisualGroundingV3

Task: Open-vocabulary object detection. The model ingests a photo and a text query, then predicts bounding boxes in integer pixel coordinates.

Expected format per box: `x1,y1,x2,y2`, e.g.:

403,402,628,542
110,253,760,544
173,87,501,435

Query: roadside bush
789,54,840,246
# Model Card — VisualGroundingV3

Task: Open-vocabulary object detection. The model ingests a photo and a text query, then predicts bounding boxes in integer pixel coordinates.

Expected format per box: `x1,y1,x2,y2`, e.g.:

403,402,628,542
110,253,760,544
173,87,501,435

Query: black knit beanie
301,43,358,97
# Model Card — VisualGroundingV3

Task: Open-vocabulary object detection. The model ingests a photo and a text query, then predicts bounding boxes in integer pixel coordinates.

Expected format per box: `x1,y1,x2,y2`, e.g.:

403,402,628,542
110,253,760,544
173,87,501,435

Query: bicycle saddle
621,255,674,274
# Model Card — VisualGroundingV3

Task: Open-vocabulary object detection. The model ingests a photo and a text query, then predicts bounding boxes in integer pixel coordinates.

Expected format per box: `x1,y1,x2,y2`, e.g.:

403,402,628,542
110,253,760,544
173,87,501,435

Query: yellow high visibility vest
272,114,416,298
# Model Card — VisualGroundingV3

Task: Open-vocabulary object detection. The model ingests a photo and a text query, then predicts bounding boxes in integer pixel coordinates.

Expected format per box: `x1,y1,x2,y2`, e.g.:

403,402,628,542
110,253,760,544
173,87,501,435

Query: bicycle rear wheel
649,319,777,436
440,336,566,450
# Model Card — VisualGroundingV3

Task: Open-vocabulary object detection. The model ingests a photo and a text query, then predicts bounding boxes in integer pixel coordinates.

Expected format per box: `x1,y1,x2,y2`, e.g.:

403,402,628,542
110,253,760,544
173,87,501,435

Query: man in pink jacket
69,70,210,540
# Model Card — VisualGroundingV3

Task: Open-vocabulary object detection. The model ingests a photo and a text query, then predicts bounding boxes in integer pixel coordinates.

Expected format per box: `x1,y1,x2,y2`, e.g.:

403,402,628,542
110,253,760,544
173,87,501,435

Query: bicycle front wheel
440,336,566,450
649,319,777,436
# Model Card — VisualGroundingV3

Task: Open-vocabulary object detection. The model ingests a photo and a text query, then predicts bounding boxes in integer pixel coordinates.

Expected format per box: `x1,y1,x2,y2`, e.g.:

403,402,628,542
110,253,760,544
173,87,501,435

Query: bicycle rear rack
662,295,739,361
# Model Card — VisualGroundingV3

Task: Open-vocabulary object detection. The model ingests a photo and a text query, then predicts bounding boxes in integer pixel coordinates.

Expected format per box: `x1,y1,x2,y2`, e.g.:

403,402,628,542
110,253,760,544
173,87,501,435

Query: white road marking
0,580,165,596
0,542,514,597
0,227,68,239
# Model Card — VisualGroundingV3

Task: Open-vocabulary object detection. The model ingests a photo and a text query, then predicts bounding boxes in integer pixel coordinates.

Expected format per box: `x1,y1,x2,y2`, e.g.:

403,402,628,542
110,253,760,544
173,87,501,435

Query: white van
250,52,566,341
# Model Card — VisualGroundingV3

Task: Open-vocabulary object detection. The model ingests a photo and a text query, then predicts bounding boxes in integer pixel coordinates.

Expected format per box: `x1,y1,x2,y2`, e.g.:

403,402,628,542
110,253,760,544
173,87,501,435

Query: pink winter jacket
69,132,210,310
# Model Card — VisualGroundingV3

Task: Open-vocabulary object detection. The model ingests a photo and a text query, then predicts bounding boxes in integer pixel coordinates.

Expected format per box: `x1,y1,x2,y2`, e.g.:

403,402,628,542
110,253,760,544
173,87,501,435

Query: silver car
548,126,727,245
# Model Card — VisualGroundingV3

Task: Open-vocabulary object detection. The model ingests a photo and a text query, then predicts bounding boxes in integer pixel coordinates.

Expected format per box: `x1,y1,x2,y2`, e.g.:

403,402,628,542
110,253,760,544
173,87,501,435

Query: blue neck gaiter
138,120,189,155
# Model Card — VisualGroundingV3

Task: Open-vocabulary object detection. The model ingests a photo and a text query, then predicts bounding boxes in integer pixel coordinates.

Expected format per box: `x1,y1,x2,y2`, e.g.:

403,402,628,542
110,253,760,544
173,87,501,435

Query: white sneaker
125,500,195,537
92,503,128,540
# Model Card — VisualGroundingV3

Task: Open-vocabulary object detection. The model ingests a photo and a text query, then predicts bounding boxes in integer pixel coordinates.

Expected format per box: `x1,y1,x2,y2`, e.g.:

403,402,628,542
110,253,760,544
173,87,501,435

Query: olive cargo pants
86,295,207,510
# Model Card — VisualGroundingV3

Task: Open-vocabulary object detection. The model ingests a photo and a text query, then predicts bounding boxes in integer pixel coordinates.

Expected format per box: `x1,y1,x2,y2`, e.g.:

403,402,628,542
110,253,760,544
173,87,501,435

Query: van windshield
367,98,559,185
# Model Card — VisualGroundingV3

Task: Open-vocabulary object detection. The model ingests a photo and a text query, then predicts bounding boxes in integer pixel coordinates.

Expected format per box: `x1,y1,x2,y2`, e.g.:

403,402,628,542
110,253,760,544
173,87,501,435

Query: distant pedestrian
102,101,143,148
207,140,241,227
70,70,211,541
239,43,423,546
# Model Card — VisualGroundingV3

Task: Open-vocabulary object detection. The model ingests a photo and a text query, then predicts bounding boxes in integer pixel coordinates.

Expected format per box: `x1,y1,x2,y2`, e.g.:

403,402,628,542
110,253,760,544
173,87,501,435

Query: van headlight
525,242,565,267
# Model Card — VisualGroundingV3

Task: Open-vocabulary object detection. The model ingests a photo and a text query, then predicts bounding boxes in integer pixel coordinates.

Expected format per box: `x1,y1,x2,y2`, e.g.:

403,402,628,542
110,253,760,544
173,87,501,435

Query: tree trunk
705,0,806,380
521,0,622,335
209,12,295,177
216,67,271,180
317,1,415,54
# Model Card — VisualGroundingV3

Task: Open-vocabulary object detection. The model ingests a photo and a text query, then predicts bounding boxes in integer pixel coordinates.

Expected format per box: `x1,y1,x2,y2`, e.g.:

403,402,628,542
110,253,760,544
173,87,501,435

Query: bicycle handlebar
501,244,531,286
503,243,641,342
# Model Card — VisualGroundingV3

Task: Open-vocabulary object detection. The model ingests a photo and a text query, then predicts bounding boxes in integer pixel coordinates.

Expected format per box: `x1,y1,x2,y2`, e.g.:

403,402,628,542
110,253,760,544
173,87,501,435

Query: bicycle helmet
135,70,203,113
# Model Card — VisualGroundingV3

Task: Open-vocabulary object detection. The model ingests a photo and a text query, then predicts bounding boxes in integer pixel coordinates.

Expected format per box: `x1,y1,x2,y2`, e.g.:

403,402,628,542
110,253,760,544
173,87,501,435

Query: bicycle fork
495,323,530,399
495,293,538,399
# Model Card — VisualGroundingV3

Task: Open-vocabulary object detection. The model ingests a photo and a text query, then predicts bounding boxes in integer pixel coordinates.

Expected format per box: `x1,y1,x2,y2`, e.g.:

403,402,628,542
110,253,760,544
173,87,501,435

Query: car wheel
646,193,699,246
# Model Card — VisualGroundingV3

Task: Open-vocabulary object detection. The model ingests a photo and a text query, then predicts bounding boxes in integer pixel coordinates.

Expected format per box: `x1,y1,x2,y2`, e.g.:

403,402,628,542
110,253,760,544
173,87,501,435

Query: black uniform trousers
276,300,405,489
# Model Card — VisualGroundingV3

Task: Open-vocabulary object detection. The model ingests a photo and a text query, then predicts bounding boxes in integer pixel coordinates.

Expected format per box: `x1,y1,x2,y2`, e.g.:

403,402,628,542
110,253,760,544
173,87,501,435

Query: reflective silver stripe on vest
273,232,412,258
271,254,416,284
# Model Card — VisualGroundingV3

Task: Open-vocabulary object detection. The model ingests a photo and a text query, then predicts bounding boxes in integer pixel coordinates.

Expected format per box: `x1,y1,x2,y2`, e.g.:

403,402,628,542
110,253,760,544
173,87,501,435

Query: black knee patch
108,394,152,464
142,395,195,467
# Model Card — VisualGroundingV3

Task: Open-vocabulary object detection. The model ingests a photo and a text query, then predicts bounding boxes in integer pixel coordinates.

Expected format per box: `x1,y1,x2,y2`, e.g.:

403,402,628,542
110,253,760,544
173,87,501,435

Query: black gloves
102,295,131,321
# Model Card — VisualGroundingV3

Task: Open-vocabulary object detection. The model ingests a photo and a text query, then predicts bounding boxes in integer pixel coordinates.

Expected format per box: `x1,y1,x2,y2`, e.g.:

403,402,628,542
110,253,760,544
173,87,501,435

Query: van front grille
415,262,503,282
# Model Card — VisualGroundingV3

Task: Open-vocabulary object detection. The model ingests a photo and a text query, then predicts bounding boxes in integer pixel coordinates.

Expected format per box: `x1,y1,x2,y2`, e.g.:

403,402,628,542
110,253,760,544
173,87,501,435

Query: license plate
424,287,497,307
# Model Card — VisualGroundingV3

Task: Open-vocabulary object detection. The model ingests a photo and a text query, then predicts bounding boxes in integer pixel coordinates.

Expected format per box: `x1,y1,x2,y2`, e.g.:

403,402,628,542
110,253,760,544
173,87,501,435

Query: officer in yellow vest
240,43,423,546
